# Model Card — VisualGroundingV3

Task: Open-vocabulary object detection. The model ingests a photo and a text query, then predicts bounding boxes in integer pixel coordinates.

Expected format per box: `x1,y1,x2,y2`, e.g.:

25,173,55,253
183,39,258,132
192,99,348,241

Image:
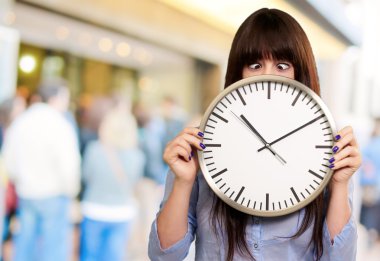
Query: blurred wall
0,26,19,103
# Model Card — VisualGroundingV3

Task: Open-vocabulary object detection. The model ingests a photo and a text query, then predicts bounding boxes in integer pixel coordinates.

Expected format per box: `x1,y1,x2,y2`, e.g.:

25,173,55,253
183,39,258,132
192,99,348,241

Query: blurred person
76,96,115,208
2,79,81,261
0,155,13,261
160,96,187,154
130,101,169,258
133,97,187,185
0,96,26,150
80,100,145,261
78,95,114,155
360,117,380,240
0,96,26,260
133,101,167,185
64,101,80,147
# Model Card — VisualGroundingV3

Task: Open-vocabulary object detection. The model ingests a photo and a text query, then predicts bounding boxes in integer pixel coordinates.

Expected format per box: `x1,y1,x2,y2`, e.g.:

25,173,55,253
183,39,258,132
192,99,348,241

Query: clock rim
198,75,337,217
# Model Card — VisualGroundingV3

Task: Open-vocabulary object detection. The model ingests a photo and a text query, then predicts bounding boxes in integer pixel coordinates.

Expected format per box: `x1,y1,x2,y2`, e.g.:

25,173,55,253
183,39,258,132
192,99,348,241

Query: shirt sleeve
321,180,358,261
148,170,199,261
56,119,81,198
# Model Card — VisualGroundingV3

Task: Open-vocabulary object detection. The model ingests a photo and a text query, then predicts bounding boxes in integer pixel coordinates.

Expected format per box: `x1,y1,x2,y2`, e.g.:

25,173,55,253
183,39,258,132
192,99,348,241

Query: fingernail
200,143,206,149
329,164,335,169
191,151,194,157
332,146,339,153
198,132,204,137
335,135,341,141
188,156,191,161
329,157,335,163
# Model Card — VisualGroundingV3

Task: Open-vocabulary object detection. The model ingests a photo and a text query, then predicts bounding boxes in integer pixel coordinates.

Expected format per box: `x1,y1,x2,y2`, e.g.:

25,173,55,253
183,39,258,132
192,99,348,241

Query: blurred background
0,0,380,260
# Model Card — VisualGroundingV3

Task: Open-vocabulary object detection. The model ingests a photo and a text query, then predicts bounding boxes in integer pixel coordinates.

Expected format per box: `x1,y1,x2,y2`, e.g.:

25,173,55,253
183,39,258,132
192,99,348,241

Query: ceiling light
19,55,37,73
98,37,113,52
116,42,131,57
55,26,70,40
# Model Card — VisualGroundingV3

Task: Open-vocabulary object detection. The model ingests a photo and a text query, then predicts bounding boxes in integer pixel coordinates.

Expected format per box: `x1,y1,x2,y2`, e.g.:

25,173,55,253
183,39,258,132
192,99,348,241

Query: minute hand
240,114,269,144
257,114,325,152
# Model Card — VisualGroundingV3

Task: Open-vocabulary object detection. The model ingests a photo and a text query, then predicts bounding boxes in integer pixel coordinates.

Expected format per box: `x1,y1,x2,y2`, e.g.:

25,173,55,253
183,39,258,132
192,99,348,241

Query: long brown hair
212,8,326,260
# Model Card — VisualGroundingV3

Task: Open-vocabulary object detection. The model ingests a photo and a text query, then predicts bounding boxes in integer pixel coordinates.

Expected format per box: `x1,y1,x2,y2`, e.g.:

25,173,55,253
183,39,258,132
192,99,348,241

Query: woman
80,100,145,261
148,8,361,260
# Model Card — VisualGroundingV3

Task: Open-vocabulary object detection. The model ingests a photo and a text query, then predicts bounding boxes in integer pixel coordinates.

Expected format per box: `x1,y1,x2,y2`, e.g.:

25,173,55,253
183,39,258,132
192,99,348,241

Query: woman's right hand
163,127,205,185
158,127,205,248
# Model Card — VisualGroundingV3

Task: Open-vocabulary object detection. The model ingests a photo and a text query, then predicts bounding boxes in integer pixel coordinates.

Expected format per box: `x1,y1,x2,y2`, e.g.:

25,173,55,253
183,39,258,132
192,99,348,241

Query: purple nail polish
200,143,206,149
198,132,204,137
188,156,191,160
329,164,335,169
335,135,341,141
332,146,339,153
329,157,335,163
191,151,194,157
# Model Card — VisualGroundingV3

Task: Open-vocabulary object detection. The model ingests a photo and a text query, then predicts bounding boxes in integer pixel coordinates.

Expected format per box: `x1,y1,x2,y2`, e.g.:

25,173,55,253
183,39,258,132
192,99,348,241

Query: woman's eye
249,63,261,70
277,63,290,70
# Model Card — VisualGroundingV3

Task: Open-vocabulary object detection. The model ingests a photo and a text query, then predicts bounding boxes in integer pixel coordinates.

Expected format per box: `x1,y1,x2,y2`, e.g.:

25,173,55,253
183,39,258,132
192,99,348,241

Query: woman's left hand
329,126,362,184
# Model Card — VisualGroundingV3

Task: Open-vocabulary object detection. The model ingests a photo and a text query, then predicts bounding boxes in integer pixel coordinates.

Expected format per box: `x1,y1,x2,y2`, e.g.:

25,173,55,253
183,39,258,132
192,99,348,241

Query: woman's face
242,58,295,79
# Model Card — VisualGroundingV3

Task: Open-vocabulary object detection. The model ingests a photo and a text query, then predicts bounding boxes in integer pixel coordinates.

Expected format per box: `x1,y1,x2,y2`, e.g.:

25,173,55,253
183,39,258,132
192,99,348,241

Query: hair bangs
237,13,297,66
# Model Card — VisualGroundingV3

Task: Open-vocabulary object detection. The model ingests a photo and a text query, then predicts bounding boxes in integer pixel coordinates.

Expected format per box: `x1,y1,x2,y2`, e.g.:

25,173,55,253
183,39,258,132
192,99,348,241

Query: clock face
198,75,336,217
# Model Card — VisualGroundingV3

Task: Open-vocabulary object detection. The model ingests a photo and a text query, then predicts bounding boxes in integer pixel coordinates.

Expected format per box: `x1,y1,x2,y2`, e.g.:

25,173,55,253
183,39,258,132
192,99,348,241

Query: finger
164,144,191,163
328,145,360,164
332,133,354,154
335,126,358,146
335,126,353,140
171,134,206,156
173,136,193,156
180,127,205,138
181,133,205,151
163,129,205,162
329,156,361,171
175,146,192,162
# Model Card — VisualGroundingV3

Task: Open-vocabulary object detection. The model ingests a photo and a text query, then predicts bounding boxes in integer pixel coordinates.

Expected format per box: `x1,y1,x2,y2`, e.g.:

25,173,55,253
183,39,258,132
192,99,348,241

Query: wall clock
198,75,336,217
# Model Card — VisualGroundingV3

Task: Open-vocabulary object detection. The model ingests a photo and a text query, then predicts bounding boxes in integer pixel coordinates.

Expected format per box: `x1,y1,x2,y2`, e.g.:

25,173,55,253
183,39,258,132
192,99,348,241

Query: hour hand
257,114,325,152
230,111,286,164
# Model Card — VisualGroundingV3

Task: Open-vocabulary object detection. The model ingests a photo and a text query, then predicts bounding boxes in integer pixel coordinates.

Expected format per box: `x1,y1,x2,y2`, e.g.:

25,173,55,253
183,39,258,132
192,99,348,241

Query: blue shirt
361,136,380,187
81,141,145,206
148,171,357,260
